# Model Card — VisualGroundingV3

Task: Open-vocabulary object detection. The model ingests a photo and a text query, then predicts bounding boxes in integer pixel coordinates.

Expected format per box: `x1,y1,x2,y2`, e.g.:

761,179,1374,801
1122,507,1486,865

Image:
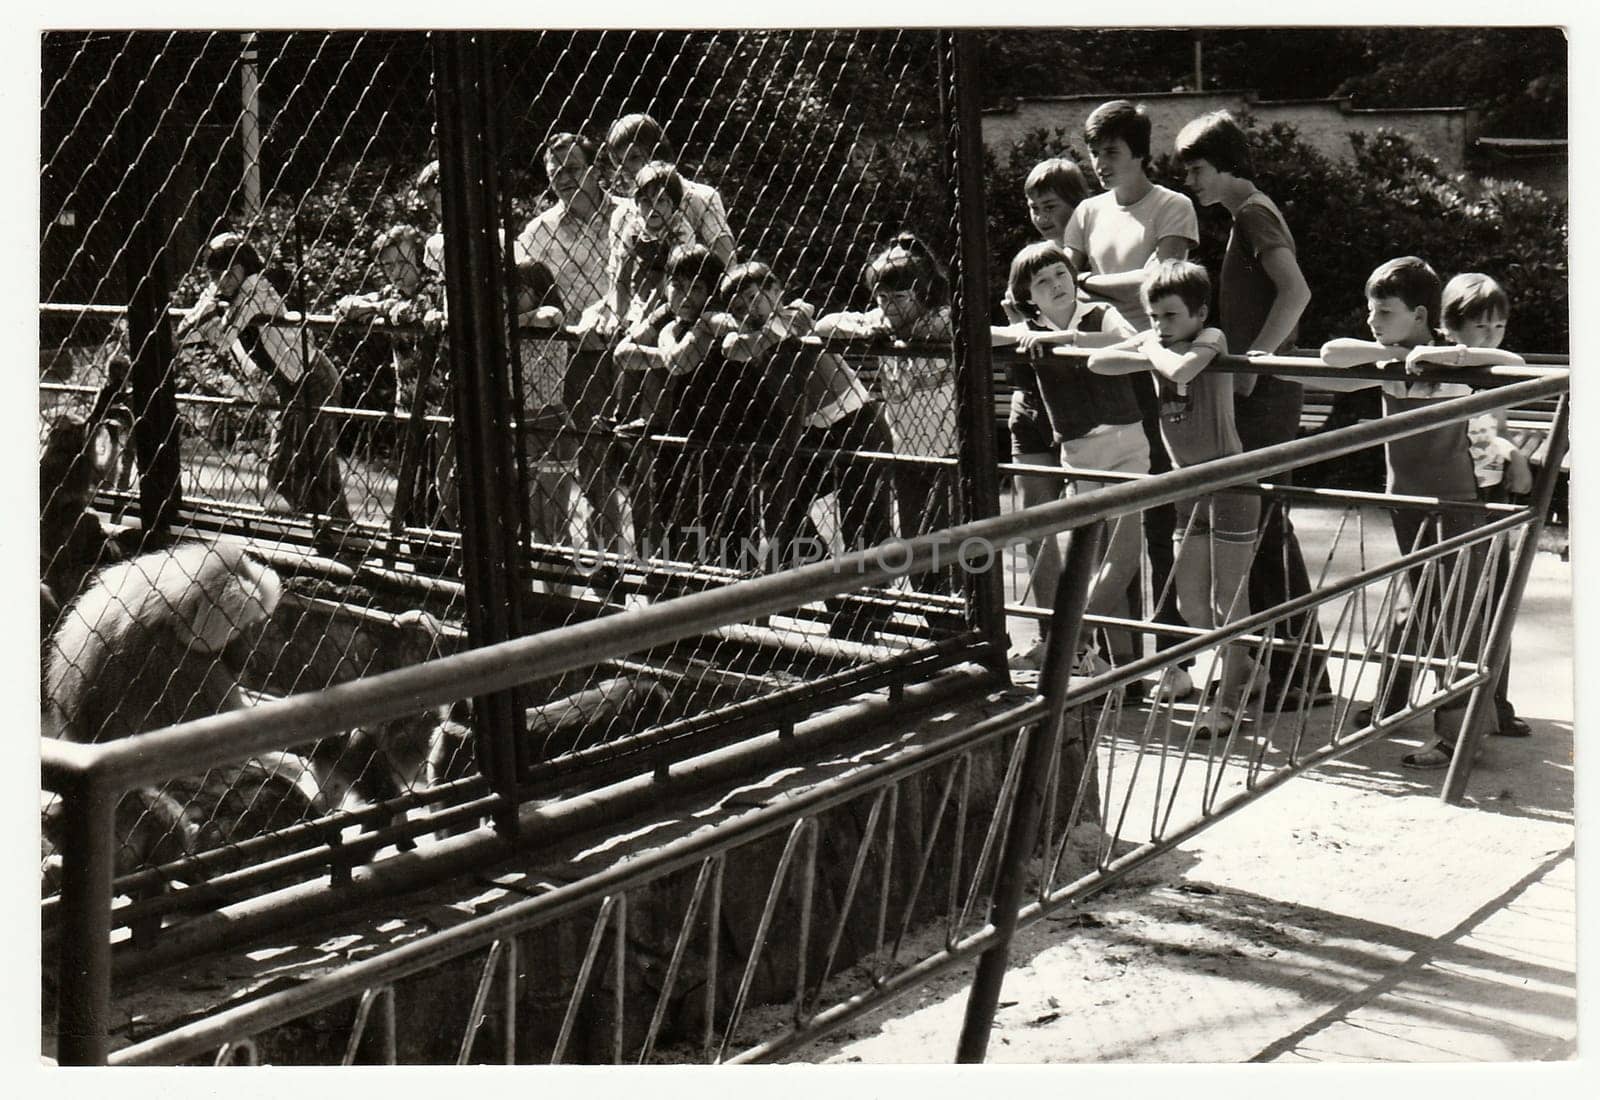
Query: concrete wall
981,90,1481,177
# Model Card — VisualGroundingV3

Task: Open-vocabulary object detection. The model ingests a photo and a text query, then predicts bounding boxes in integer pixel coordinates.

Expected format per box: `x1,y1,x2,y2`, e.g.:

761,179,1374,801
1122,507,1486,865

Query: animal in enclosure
43,539,281,744
39,413,125,637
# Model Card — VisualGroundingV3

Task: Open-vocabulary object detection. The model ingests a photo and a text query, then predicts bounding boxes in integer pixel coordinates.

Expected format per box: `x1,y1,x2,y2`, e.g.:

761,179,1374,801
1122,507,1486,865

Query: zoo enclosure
44,361,1570,1063
40,28,1005,914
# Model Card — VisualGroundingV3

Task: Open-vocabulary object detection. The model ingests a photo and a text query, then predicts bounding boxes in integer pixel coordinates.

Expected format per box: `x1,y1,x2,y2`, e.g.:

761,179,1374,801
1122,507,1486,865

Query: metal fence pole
53,774,117,1066
433,31,527,827
1442,394,1570,803
955,519,1106,1063
942,30,1007,675
116,37,183,540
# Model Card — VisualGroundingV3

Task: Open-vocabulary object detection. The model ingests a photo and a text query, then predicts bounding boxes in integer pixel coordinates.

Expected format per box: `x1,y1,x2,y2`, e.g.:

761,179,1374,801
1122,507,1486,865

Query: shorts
1058,422,1150,495
1009,389,1053,457
1174,490,1260,546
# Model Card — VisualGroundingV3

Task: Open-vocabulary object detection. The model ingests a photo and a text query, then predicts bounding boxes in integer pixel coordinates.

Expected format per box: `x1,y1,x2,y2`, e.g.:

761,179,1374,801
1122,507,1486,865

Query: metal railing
43,362,1569,1063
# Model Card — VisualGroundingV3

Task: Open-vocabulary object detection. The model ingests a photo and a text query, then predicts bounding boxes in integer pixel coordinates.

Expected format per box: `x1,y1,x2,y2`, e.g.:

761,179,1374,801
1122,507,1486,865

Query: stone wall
980,90,1481,177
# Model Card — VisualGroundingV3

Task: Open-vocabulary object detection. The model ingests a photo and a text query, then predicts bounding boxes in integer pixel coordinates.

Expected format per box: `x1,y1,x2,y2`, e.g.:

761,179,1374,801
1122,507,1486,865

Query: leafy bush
987,120,1568,353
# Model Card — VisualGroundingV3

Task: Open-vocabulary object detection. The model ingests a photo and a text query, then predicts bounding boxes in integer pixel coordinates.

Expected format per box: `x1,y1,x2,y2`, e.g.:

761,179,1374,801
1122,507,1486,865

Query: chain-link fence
39,30,1002,930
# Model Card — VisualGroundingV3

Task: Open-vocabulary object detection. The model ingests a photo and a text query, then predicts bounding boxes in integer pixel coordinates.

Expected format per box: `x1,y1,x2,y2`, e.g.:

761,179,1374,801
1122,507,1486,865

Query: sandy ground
776,505,1577,1064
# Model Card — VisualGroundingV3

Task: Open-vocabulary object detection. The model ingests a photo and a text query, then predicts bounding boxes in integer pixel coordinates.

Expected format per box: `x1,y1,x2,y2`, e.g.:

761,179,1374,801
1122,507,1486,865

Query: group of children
185,100,1540,768
996,100,1537,766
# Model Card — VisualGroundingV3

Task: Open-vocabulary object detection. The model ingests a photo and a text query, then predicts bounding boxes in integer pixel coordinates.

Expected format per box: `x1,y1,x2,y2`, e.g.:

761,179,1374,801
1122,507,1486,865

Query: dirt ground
775,506,1578,1065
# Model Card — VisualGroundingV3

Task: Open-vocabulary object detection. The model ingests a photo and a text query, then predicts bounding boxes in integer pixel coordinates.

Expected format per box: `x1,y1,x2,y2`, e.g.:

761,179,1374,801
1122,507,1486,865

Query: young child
720,261,896,634
614,243,734,557
1413,273,1532,739
1024,157,1092,246
605,112,737,266
181,232,350,521
1002,158,1095,667
1467,411,1534,504
991,241,1150,680
335,224,454,529
1318,259,1527,764
413,160,445,278
814,234,958,614
1089,260,1259,737
607,160,698,331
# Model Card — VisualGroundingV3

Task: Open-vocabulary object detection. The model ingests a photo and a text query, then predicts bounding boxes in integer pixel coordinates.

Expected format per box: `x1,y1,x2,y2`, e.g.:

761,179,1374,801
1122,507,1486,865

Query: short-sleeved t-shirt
1064,184,1198,330
513,195,622,316
819,305,956,457
1380,376,1478,501
679,179,736,256
1219,190,1297,355
1156,327,1242,468
1471,433,1517,489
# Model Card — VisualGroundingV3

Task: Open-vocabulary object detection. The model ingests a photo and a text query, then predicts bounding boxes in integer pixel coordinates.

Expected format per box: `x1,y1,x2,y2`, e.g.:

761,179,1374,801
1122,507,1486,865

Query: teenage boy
1176,109,1331,709
1065,99,1200,701
613,243,729,555
1318,257,1507,768
605,112,737,267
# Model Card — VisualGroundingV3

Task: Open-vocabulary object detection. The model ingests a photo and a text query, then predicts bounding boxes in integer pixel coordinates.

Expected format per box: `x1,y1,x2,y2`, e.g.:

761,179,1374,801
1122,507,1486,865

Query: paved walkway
791,506,1577,1065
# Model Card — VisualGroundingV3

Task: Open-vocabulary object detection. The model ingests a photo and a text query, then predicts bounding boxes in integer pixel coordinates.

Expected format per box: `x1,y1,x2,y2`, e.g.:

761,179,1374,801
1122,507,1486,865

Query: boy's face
1450,311,1509,350
1366,294,1429,346
666,274,711,322
873,287,923,333
1025,187,1074,240
1089,137,1143,191
1466,413,1499,446
732,282,783,329
1146,293,1207,346
1026,261,1078,326
639,188,678,239
378,243,422,295
1181,158,1226,207
608,141,652,198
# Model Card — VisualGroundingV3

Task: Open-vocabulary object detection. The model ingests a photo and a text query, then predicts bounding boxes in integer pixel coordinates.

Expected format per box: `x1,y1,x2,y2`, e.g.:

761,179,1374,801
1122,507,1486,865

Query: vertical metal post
239,33,262,218
54,775,117,1066
433,32,527,830
1442,395,1569,803
116,34,183,541
941,30,1007,676
955,520,1107,1062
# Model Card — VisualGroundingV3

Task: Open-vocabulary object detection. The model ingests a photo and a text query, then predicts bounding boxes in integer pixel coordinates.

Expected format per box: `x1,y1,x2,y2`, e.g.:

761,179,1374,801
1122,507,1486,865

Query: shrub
988,120,1569,354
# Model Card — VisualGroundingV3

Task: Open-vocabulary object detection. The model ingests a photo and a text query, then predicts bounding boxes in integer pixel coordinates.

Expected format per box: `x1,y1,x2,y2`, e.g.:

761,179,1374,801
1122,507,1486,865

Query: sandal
1193,703,1240,742
1400,745,1454,769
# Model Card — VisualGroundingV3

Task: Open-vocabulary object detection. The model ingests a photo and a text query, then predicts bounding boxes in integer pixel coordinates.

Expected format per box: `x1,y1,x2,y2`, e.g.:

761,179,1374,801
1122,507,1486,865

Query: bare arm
1504,443,1534,495
1404,343,1528,371
1249,246,1311,355
814,310,882,340
1140,333,1221,385
1087,335,1157,376
1078,235,1190,301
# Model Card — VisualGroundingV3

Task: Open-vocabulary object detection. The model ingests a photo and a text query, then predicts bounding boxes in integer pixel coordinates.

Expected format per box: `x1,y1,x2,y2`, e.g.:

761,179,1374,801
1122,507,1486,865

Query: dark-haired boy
1319,256,1503,768
1066,99,1200,701
1176,109,1330,709
614,243,729,555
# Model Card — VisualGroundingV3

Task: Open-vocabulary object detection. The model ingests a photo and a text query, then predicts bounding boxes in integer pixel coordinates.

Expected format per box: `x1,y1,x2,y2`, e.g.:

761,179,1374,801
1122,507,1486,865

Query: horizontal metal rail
42,371,1566,796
